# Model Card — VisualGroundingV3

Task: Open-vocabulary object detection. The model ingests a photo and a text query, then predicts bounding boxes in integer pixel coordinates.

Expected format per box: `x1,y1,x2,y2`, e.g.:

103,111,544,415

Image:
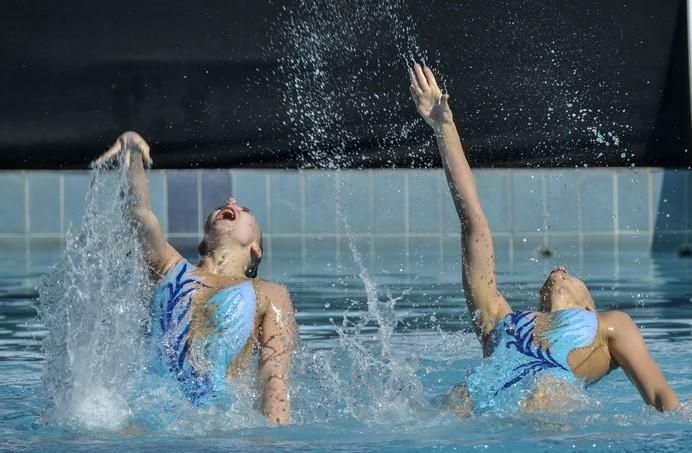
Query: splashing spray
38,158,151,430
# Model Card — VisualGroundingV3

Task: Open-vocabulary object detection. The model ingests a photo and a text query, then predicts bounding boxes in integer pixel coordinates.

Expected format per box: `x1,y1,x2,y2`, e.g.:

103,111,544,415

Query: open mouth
216,207,236,222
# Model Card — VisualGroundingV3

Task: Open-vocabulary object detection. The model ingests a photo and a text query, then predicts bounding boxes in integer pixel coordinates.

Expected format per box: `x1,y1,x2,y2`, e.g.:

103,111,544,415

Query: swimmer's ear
250,242,262,260
246,243,262,279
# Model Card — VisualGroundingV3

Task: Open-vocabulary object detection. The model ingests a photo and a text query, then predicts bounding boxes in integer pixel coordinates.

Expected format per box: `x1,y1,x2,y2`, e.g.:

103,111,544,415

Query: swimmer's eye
241,206,254,215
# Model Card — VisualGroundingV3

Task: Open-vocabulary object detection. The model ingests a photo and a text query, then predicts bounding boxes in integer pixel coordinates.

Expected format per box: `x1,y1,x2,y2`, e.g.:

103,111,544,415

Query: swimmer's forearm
434,122,486,228
261,375,290,423
128,151,152,211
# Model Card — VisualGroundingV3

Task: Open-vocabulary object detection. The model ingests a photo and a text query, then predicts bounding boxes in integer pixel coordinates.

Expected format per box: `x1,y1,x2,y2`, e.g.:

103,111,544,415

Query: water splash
268,0,437,169
37,158,151,430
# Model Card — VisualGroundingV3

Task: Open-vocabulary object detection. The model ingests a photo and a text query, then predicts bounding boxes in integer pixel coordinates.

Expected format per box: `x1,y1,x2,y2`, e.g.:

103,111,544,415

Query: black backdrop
1,0,690,169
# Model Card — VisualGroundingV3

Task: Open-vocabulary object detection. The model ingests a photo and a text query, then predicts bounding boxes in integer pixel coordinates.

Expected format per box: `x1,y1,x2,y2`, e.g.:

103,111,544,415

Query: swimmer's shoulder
252,279,292,315
596,310,634,339
594,310,637,354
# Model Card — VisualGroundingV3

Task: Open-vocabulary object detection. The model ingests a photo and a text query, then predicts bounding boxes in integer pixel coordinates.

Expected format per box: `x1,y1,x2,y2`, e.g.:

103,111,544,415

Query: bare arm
257,281,296,424
409,64,511,348
95,132,181,276
605,311,679,411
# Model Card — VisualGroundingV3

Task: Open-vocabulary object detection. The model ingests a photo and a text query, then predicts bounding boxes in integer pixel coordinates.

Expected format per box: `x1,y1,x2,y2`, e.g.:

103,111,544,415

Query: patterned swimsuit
466,309,598,413
149,259,257,406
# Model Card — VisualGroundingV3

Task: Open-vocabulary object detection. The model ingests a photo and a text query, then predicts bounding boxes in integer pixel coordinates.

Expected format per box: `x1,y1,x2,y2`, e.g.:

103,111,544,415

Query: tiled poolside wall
0,168,689,276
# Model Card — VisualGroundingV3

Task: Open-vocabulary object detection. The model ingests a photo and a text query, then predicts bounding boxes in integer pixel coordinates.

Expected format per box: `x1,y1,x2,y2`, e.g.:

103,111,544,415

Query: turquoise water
1,245,691,452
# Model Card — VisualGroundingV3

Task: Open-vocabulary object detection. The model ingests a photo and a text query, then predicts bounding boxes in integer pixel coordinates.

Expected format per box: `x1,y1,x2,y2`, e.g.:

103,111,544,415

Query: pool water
1,243,691,451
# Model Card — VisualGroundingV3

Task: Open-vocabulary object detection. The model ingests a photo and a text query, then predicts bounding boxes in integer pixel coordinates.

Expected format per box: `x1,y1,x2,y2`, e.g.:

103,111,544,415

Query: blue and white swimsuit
149,259,257,406
466,309,598,413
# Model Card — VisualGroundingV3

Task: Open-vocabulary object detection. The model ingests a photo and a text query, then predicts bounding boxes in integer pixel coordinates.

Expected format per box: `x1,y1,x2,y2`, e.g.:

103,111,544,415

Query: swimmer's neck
197,245,249,279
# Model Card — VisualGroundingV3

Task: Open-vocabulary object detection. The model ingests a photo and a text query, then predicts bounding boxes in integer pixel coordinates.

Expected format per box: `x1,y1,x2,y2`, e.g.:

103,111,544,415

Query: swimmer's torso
149,259,259,405
466,309,612,412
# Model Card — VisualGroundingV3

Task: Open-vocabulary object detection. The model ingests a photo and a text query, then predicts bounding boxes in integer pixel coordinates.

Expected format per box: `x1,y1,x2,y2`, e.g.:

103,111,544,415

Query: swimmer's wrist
432,120,457,136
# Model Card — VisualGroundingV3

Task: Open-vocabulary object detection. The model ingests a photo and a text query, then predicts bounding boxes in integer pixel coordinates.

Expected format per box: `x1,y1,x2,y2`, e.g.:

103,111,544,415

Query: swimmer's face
203,197,262,257
539,266,596,312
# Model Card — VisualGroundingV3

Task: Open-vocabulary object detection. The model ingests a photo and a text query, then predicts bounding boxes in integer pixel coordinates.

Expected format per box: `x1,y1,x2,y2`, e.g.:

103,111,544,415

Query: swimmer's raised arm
410,63,511,351
257,281,296,424
95,132,182,276
602,311,679,411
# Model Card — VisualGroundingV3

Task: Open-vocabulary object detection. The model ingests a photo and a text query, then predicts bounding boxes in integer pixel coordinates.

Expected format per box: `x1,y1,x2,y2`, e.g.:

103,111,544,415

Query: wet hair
197,228,263,279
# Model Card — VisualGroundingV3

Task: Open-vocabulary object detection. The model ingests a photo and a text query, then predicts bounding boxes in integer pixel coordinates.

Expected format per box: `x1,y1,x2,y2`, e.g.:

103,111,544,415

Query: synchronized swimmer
408,62,678,414
91,61,678,424
95,132,296,424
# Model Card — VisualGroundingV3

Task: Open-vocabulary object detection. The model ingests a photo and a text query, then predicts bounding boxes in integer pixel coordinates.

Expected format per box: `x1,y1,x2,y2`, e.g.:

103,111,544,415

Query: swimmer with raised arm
95,132,296,424
408,63,678,415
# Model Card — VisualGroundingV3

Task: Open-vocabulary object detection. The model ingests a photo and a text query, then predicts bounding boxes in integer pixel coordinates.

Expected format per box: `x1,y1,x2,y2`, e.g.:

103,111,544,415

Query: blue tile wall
545,170,579,232
580,172,614,231
28,172,61,234
408,235,442,276
167,171,199,234
617,170,649,233
0,174,25,234
6,169,692,265
652,170,687,232
511,171,545,234
270,172,302,234
582,233,615,252
476,170,510,233
408,171,442,234
547,233,580,261
373,236,408,275
441,236,461,279
304,236,337,264
373,171,406,234
234,171,269,233
619,232,652,251
513,233,546,257
201,171,232,223
337,171,371,234
305,172,337,235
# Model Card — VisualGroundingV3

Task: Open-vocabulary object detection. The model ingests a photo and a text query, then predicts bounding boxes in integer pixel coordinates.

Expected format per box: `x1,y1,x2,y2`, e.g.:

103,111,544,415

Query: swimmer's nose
226,197,237,206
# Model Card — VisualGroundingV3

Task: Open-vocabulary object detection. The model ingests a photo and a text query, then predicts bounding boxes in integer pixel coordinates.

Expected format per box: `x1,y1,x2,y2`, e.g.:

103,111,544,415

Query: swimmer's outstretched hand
409,63,453,129
93,131,153,169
